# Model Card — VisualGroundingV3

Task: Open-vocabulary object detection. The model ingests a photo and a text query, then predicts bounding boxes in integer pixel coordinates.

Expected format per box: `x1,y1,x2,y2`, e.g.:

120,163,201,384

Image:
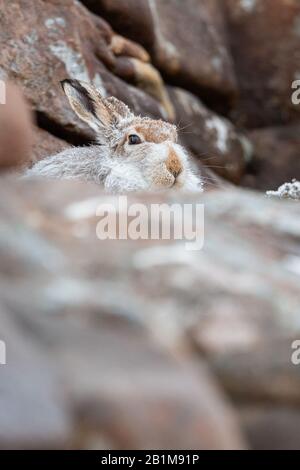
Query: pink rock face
225,0,300,127
0,83,33,170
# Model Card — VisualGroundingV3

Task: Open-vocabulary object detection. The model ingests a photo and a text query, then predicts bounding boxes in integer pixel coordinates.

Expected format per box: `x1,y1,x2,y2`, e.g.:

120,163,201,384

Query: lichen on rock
266,180,300,201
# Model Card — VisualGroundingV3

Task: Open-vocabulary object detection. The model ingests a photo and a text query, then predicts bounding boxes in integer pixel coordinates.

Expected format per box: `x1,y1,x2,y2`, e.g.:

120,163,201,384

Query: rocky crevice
0,0,300,451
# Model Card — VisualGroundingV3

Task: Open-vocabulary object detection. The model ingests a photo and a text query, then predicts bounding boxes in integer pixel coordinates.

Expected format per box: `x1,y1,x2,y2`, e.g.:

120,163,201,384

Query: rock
0,0,299,451
110,34,150,63
82,0,237,106
241,125,300,191
0,178,246,449
51,316,243,449
150,0,237,105
0,303,71,449
0,296,243,449
210,337,300,404
2,177,300,447
82,0,155,51
177,189,300,407
31,128,70,165
0,0,167,144
241,406,300,450
225,0,300,127
114,58,175,121
0,83,33,170
169,87,249,183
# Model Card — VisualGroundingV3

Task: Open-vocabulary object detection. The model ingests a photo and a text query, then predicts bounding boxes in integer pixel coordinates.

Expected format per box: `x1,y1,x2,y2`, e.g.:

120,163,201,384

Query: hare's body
25,79,203,193
25,145,149,192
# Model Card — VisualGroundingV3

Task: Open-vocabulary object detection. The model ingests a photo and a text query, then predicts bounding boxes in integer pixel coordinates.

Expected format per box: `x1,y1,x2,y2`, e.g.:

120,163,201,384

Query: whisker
203,165,227,170
177,122,194,132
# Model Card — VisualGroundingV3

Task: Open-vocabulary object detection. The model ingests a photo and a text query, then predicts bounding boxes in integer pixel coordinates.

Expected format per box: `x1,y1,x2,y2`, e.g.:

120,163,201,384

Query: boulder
241,406,300,450
225,0,300,127
150,0,237,105
81,0,155,51
1,176,300,448
0,303,71,449
0,178,246,450
82,0,237,105
0,83,33,170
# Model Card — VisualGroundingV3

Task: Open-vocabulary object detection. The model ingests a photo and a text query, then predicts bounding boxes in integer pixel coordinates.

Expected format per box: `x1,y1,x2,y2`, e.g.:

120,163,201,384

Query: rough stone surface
82,0,237,105
150,0,237,104
81,0,155,51
242,125,300,191
225,0,300,127
0,303,71,449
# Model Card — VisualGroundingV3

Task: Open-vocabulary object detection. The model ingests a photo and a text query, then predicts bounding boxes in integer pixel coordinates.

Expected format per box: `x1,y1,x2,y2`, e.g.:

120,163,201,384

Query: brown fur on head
134,118,177,144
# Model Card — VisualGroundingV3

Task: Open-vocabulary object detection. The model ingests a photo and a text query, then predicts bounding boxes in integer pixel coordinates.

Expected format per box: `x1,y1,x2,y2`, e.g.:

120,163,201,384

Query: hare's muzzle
166,147,183,179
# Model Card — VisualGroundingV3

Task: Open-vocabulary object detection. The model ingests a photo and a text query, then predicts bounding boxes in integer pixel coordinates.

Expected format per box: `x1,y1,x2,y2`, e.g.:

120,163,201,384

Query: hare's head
61,79,202,191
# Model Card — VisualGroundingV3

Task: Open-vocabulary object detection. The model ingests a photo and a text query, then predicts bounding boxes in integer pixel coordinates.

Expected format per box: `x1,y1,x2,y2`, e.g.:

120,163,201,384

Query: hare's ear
61,79,134,134
61,79,114,132
104,96,133,121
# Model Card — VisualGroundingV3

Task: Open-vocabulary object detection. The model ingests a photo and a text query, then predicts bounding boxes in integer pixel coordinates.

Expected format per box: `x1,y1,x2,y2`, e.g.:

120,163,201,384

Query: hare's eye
128,134,142,145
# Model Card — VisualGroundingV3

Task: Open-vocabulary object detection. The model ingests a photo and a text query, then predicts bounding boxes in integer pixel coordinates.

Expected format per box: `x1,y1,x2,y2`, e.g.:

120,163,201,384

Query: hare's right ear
61,79,131,136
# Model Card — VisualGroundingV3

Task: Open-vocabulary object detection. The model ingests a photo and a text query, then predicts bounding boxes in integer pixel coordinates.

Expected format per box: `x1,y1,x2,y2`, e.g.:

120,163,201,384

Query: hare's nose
166,148,182,178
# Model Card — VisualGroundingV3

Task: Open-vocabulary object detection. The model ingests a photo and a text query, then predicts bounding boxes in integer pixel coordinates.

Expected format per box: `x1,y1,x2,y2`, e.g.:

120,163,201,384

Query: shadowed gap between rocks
35,111,94,148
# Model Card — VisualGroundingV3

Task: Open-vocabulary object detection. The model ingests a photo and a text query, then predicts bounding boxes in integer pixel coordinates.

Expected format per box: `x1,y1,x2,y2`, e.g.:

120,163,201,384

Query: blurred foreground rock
0,83,33,170
0,179,247,450
0,177,300,448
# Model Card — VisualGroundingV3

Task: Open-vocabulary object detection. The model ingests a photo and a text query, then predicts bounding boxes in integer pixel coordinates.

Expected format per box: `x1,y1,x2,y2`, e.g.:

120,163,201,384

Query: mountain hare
25,79,203,193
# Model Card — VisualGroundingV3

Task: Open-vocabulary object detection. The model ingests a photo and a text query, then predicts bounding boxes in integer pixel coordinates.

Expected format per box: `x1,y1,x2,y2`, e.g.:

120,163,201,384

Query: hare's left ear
61,79,133,135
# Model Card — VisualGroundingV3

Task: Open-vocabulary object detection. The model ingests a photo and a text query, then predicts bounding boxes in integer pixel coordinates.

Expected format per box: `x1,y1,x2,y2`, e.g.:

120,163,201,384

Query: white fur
25,143,202,193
